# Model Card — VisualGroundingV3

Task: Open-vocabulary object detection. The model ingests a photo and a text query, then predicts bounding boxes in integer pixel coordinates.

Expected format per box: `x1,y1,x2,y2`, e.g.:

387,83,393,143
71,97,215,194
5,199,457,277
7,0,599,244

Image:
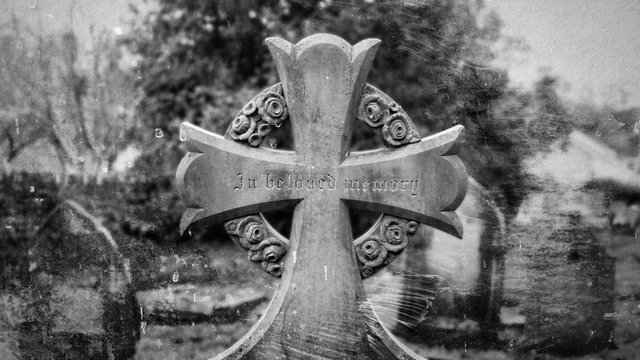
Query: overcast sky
486,0,640,108
2,0,639,108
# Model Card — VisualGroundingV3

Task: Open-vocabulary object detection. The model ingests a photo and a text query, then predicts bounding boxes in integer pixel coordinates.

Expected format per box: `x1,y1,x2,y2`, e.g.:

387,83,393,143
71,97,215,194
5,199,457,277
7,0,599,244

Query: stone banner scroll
176,34,468,359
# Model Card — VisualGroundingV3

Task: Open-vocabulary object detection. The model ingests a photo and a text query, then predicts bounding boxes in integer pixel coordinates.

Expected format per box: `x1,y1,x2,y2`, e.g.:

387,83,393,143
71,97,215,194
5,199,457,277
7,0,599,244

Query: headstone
176,34,468,359
25,200,139,360
365,178,507,347
611,229,640,356
504,213,616,356
137,284,268,325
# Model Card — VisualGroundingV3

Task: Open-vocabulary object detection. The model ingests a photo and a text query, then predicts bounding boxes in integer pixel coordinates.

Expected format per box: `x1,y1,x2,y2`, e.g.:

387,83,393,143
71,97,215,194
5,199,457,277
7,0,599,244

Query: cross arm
339,125,467,237
176,123,302,234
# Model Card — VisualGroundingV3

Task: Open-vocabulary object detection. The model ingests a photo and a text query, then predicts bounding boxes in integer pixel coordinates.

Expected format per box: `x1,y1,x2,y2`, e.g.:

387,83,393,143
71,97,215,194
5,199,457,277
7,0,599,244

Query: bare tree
0,15,137,182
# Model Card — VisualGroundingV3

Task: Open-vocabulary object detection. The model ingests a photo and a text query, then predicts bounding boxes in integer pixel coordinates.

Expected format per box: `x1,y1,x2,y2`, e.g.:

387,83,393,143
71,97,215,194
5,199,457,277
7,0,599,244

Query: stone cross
176,34,467,359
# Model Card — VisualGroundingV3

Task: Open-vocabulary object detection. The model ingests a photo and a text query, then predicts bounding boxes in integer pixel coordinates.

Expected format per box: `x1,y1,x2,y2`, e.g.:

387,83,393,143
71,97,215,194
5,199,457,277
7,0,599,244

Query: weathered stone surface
176,34,468,359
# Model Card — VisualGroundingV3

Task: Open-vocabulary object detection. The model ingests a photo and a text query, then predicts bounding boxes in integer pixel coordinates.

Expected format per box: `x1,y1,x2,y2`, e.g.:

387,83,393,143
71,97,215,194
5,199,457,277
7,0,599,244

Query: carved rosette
356,85,420,147
224,215,289,277
226,83,288,147
352,84,423,277
221,83,291,277
354,216,419,278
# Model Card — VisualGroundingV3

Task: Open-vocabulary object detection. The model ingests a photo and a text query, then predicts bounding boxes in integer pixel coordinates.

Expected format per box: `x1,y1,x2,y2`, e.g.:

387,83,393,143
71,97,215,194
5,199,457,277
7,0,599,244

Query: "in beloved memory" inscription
233,173,419,196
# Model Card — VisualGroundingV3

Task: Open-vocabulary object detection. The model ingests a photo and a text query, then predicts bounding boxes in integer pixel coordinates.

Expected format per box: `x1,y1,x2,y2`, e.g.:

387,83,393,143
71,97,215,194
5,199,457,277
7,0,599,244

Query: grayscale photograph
1,0,639,359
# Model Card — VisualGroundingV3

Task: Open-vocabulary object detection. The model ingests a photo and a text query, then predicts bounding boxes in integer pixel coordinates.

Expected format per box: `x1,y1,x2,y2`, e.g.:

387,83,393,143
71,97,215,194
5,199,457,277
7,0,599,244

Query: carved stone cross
177,34,467,359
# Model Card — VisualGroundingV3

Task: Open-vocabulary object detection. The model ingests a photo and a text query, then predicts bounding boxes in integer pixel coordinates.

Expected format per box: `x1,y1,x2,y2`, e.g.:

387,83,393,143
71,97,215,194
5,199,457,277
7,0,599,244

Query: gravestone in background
25,200,139,360
368,177,507,347
176,34,468,359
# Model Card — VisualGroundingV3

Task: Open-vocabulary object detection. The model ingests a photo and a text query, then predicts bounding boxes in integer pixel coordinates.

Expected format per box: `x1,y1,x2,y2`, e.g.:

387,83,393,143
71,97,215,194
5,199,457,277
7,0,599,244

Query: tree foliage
126,0,505,134
125,0,572,219
478,75,572,217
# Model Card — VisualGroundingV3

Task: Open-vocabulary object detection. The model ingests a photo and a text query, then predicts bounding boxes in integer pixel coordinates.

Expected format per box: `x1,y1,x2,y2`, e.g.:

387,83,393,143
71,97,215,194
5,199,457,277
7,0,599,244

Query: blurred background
1,0,639,359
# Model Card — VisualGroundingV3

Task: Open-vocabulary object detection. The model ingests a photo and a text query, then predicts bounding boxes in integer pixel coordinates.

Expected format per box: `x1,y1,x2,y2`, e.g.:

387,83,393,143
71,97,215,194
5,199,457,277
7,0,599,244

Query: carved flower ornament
257,91,288,127
229,114,257,141
382,113,412,146
224,215,288,277
262,262,283,277
356,86,420,147
353,217,419,278
358,94,390,127
231,216,266,248
354,236,388,268
248,237,286,263
380,219,411,252
228,84,288,147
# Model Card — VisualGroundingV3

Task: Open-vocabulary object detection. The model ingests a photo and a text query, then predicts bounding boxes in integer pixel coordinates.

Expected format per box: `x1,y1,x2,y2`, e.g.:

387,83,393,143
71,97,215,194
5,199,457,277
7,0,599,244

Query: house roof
526,129,640,191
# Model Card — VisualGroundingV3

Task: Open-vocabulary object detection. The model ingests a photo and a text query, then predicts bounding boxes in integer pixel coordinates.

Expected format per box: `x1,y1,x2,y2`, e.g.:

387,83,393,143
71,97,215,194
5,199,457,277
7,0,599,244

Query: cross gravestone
176,34,468,359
